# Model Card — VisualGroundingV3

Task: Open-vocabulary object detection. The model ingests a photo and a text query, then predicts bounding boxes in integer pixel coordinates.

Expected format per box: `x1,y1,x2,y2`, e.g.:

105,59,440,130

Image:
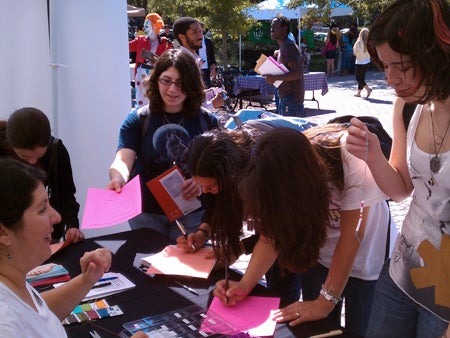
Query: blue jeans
301,263,377,337
274,87,279,114
366,260,448,338
278,95,304,117
129,210,204,241
341,50,353,71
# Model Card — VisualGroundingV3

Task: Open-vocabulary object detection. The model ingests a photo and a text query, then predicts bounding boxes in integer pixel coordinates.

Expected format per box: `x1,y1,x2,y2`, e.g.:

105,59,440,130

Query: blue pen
98,276,118,282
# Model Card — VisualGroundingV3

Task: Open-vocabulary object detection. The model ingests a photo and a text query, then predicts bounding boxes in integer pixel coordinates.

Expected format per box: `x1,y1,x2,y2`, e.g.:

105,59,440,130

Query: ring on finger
295,311,300,318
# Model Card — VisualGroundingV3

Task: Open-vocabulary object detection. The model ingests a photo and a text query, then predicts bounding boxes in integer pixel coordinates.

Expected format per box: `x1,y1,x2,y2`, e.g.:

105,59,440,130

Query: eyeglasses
159,77,183,88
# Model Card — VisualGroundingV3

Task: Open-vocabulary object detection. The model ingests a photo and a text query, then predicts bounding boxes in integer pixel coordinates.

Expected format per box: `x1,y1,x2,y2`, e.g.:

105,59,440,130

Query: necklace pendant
430,156,441,174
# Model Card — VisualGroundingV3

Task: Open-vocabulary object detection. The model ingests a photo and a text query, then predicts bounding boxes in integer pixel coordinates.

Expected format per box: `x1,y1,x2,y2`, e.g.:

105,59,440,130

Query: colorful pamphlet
146,165,202,222
62,299,123,325
26,263,70,287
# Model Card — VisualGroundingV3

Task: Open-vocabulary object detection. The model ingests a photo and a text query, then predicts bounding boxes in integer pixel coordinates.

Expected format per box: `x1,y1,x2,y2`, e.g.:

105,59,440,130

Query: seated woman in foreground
0,158,146,338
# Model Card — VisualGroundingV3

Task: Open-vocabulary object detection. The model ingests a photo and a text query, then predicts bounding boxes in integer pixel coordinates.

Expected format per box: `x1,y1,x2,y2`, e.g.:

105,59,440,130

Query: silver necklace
162,112,184,126
429,104,450,175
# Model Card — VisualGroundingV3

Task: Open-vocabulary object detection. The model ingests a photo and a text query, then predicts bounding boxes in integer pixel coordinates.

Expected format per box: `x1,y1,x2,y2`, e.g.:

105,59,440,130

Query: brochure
146,166,202,222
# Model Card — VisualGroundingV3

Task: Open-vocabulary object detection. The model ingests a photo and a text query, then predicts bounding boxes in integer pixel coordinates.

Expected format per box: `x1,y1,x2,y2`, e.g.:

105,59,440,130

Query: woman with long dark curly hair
179,127,304,306
213,128,330,302
214,125,391,337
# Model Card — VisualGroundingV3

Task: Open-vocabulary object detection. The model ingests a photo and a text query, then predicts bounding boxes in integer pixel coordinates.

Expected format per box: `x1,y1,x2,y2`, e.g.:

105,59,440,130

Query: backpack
327,115,393,160
225,109,316,133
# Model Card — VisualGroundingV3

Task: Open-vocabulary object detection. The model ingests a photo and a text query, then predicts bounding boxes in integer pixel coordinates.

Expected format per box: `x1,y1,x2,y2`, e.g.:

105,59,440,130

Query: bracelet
320,285,342,305
196,228,209,240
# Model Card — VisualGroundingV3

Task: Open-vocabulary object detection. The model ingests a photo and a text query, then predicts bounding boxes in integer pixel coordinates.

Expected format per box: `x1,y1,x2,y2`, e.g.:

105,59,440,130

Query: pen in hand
225,258,229,304
175,220,196,252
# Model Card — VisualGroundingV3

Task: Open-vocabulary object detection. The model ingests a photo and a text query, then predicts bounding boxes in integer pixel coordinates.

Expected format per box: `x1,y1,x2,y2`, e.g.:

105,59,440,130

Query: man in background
173,17,204,67
173,16,224,110
264,15,304,117
198,23,217,88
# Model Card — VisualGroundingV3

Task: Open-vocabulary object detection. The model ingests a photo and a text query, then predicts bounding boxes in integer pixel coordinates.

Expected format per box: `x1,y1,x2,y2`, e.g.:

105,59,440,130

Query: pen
225,258,229,304
175,219,196,251
98,276,118,282
91,282,112,290
309,329,343,338
172,279,199,296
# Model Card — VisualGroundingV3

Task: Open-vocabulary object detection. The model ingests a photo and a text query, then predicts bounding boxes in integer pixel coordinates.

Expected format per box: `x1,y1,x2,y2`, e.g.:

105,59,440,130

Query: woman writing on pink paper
214,125,393,337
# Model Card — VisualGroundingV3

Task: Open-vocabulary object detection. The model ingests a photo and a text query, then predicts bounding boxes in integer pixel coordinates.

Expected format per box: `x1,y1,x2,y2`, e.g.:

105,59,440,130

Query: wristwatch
320,285,342,305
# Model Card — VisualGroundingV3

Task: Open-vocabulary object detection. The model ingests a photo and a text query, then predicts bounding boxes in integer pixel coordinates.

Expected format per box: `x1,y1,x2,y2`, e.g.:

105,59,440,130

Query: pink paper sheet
81,175,142,229
201,296,280,336
142,245,216,279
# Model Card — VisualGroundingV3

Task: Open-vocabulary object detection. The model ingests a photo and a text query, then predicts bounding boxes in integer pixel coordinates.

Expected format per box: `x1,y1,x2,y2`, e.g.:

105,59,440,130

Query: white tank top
389,105,450,321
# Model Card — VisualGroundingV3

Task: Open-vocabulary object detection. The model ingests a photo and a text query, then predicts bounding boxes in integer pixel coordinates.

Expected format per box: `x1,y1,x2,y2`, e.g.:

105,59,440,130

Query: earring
5,244,11,260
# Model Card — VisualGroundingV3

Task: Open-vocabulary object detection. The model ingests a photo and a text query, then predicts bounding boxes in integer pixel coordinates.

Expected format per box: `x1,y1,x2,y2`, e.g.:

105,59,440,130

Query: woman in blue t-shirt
107,49,218,240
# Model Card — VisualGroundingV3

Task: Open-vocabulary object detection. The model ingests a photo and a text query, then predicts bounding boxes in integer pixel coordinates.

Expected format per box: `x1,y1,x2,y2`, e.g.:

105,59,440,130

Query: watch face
320,288,340,304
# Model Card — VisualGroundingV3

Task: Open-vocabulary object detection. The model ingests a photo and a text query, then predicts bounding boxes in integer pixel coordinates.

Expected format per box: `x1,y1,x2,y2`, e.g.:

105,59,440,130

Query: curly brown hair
303,124,347,192
144,49,205,117
238,128,330,272
186,128,262,262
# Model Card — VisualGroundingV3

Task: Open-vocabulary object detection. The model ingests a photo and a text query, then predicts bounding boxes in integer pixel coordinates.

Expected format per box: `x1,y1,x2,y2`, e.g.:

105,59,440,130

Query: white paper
254,55,288,88
159,169,202,215
54,272,135,302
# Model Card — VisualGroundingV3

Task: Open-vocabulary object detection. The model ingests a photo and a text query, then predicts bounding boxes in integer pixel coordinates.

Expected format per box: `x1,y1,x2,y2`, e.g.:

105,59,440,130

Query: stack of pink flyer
254,54,289,87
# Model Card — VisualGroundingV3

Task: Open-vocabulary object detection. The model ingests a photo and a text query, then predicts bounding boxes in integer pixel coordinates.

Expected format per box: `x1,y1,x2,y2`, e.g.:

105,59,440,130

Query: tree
288,0,395,27
129,0,256,70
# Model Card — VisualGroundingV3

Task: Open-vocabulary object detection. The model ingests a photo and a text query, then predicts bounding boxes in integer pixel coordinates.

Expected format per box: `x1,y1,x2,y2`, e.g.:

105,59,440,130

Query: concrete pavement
303,70,395,133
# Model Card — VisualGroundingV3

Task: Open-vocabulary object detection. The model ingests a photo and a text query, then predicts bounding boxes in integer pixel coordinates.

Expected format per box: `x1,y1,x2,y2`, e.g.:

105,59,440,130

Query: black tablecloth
47,228,358,338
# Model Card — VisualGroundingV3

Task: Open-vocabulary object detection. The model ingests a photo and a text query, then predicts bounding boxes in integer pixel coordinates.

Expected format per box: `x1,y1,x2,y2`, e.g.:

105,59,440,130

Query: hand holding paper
254,54,289,88
147,166,202,222
81,175,142,229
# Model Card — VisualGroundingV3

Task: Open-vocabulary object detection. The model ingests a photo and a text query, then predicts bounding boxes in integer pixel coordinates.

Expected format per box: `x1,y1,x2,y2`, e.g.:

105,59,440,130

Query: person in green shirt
301,23,315,51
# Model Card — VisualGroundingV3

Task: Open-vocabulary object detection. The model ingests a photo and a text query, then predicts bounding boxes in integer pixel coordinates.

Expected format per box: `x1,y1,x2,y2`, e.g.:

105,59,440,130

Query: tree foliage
288,0,394,27
128,0,259,68
127,0,434,68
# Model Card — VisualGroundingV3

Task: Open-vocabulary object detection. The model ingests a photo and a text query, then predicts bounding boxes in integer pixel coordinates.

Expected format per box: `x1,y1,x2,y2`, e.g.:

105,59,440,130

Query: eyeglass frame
158,77,183,88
